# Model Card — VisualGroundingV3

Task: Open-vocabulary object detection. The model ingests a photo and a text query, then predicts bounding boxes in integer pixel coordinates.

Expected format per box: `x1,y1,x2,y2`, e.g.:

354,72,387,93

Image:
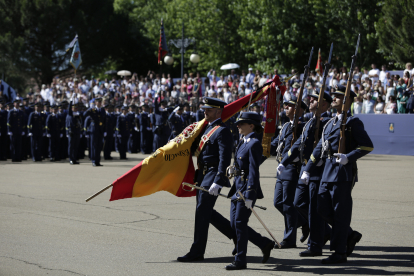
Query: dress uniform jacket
83,107,106,165
28,111,44,161
7,108,26,161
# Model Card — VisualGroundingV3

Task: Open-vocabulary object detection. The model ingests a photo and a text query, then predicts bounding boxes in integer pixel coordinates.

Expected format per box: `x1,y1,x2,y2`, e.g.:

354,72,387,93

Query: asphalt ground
1,153,413,276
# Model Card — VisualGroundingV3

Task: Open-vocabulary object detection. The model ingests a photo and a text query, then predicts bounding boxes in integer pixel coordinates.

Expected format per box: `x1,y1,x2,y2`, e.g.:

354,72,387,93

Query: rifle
291,47,314,146
313,43,333,148
338,34,360,154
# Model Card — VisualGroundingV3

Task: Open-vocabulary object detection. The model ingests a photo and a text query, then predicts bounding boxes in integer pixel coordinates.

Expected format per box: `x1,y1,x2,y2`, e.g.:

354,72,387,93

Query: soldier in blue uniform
41,102,50,160
45,105,61,161
134,107,141,152
58,104,68,160
271,96,308,248
177,97,234,262
114,105,121,153
225,112,269,270
301,85,374,264
138,104,152,154
7,100,26,162
83,115,94,160
22,98,32,160
168,105,188,140
27,103,44,162
83,98,106,166
127,105,139,153
103,104,115,160
0,100,8,160
278,91,333,257
116,106,132,160
66,97,83,165
151,97,168,151
77,104,87,160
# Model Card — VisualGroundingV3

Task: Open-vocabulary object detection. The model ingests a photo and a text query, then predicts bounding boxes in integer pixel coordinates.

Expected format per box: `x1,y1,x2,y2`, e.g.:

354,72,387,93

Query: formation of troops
0,95,220,165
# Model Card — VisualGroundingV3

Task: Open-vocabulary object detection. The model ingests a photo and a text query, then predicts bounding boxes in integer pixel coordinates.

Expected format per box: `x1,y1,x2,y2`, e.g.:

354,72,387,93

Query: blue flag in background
0,80,16,102
70,40,82,71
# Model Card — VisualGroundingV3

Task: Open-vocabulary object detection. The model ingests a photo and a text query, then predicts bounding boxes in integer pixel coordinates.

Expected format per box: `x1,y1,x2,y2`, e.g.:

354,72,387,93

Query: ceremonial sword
237,191,281,248
182,182,267,210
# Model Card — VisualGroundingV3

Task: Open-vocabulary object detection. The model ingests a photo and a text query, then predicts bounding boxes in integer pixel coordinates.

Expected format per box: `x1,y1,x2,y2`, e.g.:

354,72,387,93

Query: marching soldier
134,107,141,152
225,112,271,270
83,98,106,166
116,106,132,160
151,97,168,151
138,104,152,154
58,104,68,160
0,100,8,160
7,100,26,162
27,103,44,162
278,91,333,257
66,97,83,165
46,105,61,161
83,115,93,160
301,85,374,264
168,105,188,140
41,102,50,160
177,97,234,262
271,96,308,248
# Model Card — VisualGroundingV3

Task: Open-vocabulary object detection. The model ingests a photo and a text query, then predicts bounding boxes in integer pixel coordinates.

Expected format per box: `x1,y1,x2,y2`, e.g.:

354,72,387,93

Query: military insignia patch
389,123,394,133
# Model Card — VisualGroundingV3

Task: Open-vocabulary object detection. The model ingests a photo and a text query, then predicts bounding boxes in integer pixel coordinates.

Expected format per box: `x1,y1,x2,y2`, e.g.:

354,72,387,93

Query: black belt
233,169,248,177
199,162,219,175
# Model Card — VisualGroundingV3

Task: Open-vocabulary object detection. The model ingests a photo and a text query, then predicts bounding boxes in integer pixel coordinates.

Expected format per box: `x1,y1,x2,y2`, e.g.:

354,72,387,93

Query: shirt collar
208,118,221,126
243,132,254,143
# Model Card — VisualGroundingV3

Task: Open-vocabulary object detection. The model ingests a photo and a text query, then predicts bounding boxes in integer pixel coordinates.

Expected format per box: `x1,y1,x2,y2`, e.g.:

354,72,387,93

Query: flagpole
85,184,113,202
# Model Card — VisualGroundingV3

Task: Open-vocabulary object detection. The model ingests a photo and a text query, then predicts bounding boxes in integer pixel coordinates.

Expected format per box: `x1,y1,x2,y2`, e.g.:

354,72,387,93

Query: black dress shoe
274,240,297,249
299,249,322,257
176,253,204,262
347,231,362,257
261,241,275,263
225,261,247,270
300,224,310,243
321,253,347,264
93,163,103,167
70,161,80,165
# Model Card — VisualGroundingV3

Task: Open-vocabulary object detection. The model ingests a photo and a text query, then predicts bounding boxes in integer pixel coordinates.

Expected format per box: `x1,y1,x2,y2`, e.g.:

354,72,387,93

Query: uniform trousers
90,133,103,164
10,134,22,161
68,135,80,162
30,136,42,161
317,181,353,254
0,132,8,159
230,199,255,264
295,181,332,252
274,178,307,245
118,136,128,159
49,135,60,160
103,135,113,159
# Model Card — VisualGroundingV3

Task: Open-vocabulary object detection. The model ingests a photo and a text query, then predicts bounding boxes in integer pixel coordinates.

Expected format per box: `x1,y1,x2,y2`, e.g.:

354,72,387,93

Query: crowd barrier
355,114,414,156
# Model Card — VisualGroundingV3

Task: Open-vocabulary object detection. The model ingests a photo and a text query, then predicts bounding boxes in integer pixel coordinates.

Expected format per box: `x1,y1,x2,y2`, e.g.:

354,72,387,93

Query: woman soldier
226,112,265,270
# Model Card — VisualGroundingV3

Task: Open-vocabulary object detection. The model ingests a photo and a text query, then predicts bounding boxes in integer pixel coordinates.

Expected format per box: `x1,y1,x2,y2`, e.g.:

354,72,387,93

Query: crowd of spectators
6,63,414,115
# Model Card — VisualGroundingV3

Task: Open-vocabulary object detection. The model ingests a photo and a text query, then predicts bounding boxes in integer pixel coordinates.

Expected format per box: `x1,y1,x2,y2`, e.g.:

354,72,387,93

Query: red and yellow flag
110,76,284,201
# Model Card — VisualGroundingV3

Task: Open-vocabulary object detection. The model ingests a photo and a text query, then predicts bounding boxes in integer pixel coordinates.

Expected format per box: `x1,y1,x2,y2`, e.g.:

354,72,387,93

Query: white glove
208,183,221,196
245,199,253,209
117,134,122,137
85,135,89,138
300,171,310,185
173,106,180,113
293,157,300,162
104,132,107,137
146,127,152,131
66,135,69,138
22,132,25,135
47,134,51,138
134,127,139,132
60,134,63,138
8,132,12,136
28,133,33,136
334,153,348,165
316,159,324,167
277,163,285,175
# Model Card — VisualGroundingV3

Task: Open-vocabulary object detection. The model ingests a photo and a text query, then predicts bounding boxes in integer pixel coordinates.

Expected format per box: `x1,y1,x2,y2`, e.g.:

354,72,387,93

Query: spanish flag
110,76,285,201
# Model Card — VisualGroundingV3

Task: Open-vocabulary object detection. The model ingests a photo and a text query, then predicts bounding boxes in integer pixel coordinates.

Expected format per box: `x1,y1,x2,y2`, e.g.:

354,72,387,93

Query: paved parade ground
1,153,413,275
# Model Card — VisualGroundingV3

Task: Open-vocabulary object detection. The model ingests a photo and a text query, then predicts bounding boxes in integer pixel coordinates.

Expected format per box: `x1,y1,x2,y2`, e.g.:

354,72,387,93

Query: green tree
376,0,414,68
